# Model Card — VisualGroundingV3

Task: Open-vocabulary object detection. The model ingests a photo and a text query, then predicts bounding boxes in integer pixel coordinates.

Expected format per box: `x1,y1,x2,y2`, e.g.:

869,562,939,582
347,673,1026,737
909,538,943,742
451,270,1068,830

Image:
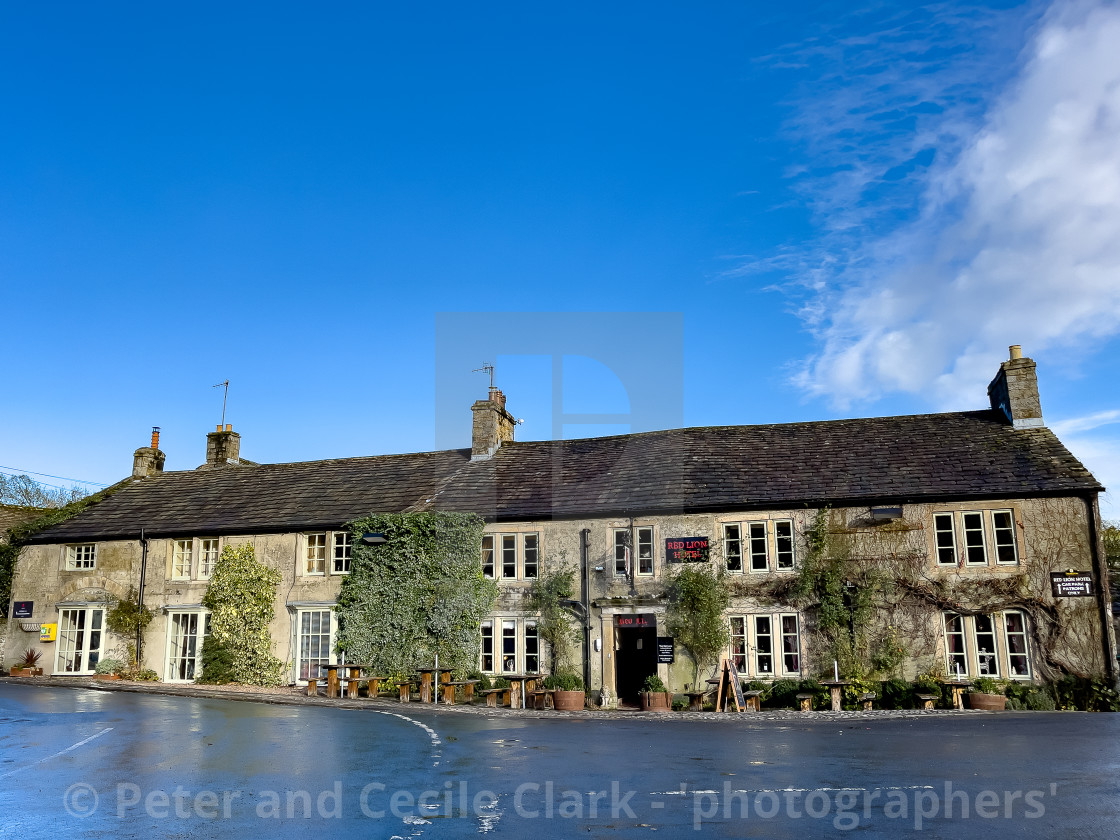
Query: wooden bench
916,693,938,710
528,690,553,710
742,690,763,712
858,692,875,711
481,688,511,707
365,677,386,698
796,692,814,712
399,682,418,702
306,678,319,697
344,678,364,698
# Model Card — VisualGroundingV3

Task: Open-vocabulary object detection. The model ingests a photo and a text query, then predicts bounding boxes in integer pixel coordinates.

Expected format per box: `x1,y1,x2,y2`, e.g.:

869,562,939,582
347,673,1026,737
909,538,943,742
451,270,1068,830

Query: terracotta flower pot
640,691,672,711
966,692,1007,711
93,674,122,681
9,667,42,677
552,690,586,711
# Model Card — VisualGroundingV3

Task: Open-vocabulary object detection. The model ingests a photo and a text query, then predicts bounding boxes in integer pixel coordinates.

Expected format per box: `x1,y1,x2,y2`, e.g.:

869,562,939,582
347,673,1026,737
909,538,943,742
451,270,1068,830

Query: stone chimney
471,386,516,460
987,345,1044,429
203,423,241,468
132,426,166,478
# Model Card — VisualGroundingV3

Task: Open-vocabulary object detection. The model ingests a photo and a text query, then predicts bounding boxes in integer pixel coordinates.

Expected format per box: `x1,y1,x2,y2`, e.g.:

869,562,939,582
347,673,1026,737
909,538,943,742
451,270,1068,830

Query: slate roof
29,409,1102,543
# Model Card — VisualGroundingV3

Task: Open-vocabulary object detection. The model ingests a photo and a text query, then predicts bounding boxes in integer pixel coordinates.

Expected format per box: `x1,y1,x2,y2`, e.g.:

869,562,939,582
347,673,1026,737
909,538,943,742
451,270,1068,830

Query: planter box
640,691,672,711
93,674,122,681
8,667,43,677
552,690,586,711
966,692,1007,711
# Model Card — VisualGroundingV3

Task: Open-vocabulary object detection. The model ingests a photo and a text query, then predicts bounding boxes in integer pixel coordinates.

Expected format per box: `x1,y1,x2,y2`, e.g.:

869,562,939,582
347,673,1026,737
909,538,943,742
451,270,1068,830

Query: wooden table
940,680,972,710
416,668,442,703
501,674,534,709
742,689,763,712
319,664,343,699
340,664,377,698
441,679,481,705
820,680,852,711
684,691,708,712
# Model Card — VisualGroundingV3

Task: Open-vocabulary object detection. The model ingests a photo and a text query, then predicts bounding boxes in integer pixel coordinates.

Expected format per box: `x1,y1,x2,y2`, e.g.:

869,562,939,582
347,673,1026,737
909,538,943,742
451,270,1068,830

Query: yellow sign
39,623,57,643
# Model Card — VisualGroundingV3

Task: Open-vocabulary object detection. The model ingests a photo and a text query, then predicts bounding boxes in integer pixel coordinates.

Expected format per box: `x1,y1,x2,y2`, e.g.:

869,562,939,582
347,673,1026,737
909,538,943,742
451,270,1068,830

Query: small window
962,512,987,565
65,544,97,571
1004,611,1031,678
481,535,495,579
614,530,630,576
636,527,653,575
944,613,968,676
729,616,747,671
480,621,494,672
501,535,517,579
172,540,193,580
780,614,800,674
332,532,352,574
198,539,219,578
306,533,327,575
934,513,957,565
501,619,517,673
523,534,539,579
992,511,1018,564
974,614,999,676
775,521,795,570
754,615,773,675
525,622,539,673
724,524,743,573
748,522,768,572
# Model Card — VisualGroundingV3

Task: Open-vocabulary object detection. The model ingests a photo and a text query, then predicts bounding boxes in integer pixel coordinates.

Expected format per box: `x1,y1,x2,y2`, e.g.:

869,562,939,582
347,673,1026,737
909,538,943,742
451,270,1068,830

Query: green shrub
643,674,668,693
879,678,911,710
671,695,689,711
197,637,236,684
764,679,802,709
94,658,126,675
468,670,491,692
1050,676,1120,712
492,677,511,690
971,676,1002,695
543,672,584,691
1004,682,1056,711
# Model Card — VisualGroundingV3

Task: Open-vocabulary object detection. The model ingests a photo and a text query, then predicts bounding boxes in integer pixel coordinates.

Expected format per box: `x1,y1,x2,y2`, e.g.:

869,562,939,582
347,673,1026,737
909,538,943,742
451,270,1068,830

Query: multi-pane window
167,612,210,682
727,613,802,678
614,530,630,576
480,621,494,672
780,615,800,673
730,616,747,671
172,540,193,579
56,606,104,673
502,535,517,579
942,611,1032,679
754,616,773,676
306,533,328,574
775,521,795,570
65,544,97,570
748,522,768,572
992,511,1018,564
481,536,495,579
333,532,353,574
724,525,743,572
636,528,654,575
502,620,517,673
525,622,539,673
934,513,958,565
962,513,987,565
297,609,333,682
523,534,539,579
199,539,219,578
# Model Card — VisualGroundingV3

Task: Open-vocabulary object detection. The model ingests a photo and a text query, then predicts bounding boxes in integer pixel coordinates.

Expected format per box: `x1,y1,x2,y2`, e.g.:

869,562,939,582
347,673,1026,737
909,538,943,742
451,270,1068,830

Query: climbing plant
105,586,154,665
665,564,730,685
199,542,285,685
524,554,579,673
335,512,498,678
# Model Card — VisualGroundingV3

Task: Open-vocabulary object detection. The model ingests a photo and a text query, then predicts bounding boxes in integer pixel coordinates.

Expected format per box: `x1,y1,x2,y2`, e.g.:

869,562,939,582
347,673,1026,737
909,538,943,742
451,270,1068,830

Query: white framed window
724,524,743,573
481,536,495,579
1004,611,1031,678
944,613,968,676
728,612,801,678
933,513,958,565
974,614,999,677
775,520,795,570
523,534,539,579
614,529,630,576
942,611,1032,680
992,510,1018,564
525,621,540,673
172,540,193,580
295,608,335,682
480,621,495,671
501,535,517,579
747,522,768,572
636,527,654,575
479,617,540,674
306,533,328,575
481,532,541,580
962,512,988,565
166,611,211,682
332,532,353,574
56,606,105,674
65,544,97,571
198,538,219,578
501,619,517,673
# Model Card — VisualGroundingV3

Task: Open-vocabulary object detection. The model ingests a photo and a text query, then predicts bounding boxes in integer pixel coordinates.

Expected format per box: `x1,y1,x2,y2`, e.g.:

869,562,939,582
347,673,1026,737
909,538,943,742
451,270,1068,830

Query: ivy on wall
336,512,498,678
200,543,285,685
665,564,731,685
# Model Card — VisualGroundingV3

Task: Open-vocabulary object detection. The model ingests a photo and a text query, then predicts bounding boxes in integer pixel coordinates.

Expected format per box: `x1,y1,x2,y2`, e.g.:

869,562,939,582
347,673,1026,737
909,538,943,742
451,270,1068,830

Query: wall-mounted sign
39,623,57,643
12,601,33,619
616,614,655,628
665,537,710,563
1050,571,1094,598
657,637,675,664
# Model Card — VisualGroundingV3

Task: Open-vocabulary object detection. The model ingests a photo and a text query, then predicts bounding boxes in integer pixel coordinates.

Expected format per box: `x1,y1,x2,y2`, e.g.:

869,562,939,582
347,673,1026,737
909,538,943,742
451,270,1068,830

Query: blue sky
2,1,1118,518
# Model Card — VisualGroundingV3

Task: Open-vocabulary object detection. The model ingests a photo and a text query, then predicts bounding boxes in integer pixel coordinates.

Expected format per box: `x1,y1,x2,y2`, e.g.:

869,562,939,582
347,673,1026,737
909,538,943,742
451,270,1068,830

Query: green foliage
197,636,237,684
971,676,1002,695
524,558,579,672
665,565,730,684
17,647,42,668
542,672,584,691
94,658,126,675
200,543,285,686
105,587,154,663
878,678,913,710
492,676,511,689
761,678,828,709
336,512,498,679
1049,676,1120,712
1003,682,1057,711
643,674,668,693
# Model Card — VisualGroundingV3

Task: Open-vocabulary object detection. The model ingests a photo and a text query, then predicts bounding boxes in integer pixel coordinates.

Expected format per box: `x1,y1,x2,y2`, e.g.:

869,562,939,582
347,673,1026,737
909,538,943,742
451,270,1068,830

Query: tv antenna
472,363,495,389
213,380,230,427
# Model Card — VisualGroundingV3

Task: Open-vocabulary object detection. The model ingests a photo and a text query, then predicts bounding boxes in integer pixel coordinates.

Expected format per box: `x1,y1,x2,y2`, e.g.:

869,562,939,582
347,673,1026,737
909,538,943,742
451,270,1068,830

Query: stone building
3,348,1115,702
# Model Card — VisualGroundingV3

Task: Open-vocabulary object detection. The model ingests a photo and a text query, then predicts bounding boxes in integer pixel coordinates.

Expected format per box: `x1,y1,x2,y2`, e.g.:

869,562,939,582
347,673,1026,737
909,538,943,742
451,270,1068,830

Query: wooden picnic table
319,664,343,699
940,679,972,710
684,690,708,712
416,667,443,703
499,674,544,709
820,680,852,711
440,679,481,705
339,664,376,698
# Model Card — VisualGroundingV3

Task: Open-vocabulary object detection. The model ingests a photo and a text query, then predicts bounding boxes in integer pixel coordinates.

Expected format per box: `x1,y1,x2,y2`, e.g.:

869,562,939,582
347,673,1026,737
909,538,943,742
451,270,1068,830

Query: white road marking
0,727,114,779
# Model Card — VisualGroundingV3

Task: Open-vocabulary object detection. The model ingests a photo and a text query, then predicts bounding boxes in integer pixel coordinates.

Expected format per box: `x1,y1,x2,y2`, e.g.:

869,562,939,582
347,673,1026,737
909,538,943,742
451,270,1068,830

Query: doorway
56,606,105,674
614,614,657,705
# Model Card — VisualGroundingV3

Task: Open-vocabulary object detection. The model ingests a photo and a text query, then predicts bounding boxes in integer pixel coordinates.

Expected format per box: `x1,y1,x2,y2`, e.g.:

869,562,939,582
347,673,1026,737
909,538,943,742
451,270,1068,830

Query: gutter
1084,493,1118,685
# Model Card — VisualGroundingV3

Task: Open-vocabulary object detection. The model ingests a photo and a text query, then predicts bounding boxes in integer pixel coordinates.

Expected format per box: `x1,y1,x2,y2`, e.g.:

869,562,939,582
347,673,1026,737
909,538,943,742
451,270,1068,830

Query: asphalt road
1,682,1118,839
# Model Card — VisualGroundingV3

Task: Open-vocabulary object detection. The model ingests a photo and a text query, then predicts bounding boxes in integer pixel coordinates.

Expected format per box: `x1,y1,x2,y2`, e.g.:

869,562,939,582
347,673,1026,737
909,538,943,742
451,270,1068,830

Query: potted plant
8,648,44,677
640,674,673,711
94,658,127,681
544,672,586,711
966,677,1007,710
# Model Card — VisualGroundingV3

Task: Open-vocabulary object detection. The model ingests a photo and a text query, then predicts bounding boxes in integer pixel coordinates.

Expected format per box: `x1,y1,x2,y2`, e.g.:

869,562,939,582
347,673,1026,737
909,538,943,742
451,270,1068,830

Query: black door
615,623,658,704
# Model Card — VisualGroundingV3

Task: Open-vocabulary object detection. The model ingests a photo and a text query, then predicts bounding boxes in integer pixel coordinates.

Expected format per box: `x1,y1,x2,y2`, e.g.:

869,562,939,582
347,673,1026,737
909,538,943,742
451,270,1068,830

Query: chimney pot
225,423,232,432
133,427,166,478
1009,344,1022,360
216,424,223,432
151,426,161,450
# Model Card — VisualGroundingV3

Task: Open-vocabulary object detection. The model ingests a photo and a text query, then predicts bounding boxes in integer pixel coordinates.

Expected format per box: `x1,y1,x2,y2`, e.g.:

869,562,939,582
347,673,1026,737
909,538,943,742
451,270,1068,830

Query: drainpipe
137,528,149,668
580,528,591,693
1083,494,1117,685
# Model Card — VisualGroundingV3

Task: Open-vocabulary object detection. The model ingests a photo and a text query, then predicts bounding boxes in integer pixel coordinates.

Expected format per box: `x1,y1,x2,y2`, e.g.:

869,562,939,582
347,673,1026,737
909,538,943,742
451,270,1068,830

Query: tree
0,474,88,508
665,565,731,686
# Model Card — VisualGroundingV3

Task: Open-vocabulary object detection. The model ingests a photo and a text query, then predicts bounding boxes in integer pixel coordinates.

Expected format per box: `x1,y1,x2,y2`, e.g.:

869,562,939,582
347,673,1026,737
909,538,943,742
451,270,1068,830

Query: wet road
1,682,1118,838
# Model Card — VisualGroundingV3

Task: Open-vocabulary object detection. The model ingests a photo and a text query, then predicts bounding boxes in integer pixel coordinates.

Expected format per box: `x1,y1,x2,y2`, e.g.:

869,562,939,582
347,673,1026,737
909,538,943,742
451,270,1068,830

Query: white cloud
1059,432,1120,521
782,0,1120,408
1050,409,1120,436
